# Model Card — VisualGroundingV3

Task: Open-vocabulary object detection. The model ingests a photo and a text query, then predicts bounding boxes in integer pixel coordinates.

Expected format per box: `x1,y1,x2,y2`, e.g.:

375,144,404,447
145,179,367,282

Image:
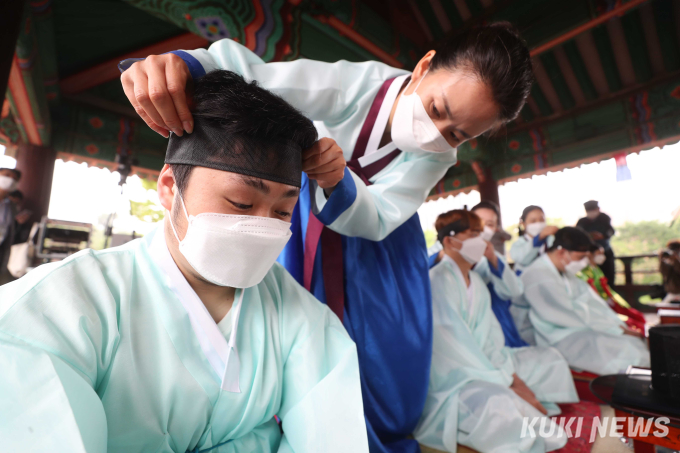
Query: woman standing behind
510,205,559,274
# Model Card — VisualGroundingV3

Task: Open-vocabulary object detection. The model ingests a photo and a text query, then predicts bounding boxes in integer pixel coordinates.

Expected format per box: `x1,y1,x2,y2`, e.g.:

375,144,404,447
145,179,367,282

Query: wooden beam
530,0,650,57
0,0,25,107
8,56,41,145
313,15,404,68
59,32,209,95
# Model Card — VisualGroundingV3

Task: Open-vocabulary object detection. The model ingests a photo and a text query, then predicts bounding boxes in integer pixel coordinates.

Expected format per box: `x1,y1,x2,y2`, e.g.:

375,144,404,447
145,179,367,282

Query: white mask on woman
593,254,606,265
169,193,292,288
480,226,496,242
391,70,456,154
525,222,546,238
453,236,487,264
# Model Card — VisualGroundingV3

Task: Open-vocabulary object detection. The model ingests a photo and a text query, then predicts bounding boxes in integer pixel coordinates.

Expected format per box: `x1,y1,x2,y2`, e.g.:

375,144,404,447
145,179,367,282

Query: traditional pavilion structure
1,0,680,228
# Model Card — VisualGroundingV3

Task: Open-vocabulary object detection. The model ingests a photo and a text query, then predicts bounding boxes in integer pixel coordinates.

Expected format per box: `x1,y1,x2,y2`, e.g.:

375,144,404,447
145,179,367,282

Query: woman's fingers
146,56,184,136
165,53,193,134
122,68,169,138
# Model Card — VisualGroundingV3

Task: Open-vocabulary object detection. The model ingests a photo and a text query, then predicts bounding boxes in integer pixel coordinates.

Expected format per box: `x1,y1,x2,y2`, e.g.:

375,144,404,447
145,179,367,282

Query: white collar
443,254,477,315
148,223,244,393
358,73,410,168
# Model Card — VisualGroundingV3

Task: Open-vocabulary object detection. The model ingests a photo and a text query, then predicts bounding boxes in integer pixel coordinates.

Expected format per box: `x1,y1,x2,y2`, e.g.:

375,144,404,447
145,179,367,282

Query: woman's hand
302,138,346,193
120,54,193,138
484,241,498,268
539,225,559,240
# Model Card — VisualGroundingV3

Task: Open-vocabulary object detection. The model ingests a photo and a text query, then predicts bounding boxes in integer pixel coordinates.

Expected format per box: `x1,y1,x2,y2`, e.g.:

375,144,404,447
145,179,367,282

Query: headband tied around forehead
437,217,471,243
165,118,303,187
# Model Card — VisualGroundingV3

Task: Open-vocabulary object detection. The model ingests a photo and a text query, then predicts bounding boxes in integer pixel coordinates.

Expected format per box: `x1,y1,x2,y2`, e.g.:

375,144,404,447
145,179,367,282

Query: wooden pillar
477,167,500,209
13,144,56,224
0,0,25,105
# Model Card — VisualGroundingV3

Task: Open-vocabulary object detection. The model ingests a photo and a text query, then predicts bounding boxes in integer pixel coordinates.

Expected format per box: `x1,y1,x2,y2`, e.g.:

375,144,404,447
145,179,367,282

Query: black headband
437,218,470,243
165,118,303,187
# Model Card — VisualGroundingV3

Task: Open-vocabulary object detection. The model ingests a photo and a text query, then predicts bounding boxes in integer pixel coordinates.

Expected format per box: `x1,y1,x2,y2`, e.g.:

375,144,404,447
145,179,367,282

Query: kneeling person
415,210,577,453
519,226,649,375
0,70,368,452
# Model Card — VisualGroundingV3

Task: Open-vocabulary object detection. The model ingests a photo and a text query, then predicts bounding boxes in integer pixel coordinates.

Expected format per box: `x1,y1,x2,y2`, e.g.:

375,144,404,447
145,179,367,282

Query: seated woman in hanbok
470,201,529,347
579,245,646,333
415,210,578,453
510,205,558,274
519,226,650,376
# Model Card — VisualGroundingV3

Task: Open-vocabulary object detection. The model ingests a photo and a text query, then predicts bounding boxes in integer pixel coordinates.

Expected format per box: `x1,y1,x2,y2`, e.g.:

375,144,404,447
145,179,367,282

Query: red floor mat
553,401,602,453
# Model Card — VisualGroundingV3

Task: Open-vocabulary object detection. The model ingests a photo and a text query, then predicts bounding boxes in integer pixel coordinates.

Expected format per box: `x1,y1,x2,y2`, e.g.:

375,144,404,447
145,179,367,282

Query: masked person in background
576,200,616,284
518,227,649,376
120,23,534,453
510,205,559,275
0,70,369,453
659,240,680,304
580,245,646,333
415,210,576,453
467,201,528,347
0,167,21,285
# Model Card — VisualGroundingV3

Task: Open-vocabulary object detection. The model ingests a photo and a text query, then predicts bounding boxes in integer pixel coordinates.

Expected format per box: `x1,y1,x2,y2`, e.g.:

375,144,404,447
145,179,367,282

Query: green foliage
130,200,165,224
611,220,680,285
424,229,437,249
130,178,164,224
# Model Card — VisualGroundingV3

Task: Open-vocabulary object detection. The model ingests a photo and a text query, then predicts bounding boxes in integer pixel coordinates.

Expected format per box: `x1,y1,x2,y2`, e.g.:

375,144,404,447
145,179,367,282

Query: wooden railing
612,253,662,313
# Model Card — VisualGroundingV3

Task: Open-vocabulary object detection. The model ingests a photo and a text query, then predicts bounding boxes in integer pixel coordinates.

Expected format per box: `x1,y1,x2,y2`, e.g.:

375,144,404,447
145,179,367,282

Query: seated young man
519,226,650,376
415,210,577,453
470,201,528,347
0,70,369,453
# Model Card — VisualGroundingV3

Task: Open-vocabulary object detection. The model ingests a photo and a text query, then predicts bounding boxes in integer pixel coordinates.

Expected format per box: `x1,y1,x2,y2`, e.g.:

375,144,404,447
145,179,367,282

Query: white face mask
391,70,456,154
564,256,589,275
525,221,546,238
480,226,496,242
169,194,292,288
453,236,487,264
594,254,606,265
0,175,16,192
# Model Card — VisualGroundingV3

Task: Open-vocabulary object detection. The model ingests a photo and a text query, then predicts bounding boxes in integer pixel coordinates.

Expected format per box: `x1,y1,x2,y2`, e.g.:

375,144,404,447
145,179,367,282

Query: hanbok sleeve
473,252,524,301
158,39,405,125
0,255,120,452
429,264,514,388
510,236,545,267
274,266,368,453
311,150,457,241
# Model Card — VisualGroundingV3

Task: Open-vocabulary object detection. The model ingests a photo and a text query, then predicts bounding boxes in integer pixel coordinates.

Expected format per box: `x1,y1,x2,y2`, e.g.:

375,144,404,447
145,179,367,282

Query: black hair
8,190,23,200
170,70,318,193
0,168,21,181
430,22,534,123
518,205,544,236
471,200,500,219
548,227,594,252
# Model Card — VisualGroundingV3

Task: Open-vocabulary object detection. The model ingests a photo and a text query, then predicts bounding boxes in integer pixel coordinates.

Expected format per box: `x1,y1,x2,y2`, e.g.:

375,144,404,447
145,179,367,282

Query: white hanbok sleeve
429,263,514,387
171,39,405,126
311,150,457,240
0,254,119,453
510,235,545,267
473,252,524,301
273,265,368,453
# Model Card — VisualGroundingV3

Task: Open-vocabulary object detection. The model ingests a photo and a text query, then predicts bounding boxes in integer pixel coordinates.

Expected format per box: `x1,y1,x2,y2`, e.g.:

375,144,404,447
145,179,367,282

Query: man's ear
157,164,176,212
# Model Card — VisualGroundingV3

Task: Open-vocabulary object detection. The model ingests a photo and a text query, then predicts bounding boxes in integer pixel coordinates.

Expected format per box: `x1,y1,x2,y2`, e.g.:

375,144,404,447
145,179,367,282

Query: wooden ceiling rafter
59,32,210,96
507,68,680,135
